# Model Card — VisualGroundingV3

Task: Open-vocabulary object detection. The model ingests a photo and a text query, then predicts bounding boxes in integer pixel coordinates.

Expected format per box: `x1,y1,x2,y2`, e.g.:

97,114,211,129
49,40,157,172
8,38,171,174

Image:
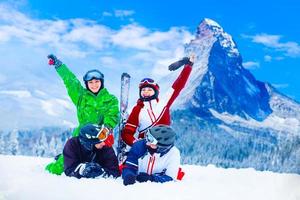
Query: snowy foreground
0,155,299,200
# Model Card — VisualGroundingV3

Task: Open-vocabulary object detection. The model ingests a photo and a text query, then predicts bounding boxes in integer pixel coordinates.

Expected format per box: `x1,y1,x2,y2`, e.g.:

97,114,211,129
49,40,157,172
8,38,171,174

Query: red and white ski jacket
121,64,192,146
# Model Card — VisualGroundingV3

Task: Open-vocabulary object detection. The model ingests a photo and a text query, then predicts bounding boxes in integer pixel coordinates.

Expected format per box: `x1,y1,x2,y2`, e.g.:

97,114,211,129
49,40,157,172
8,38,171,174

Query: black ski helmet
148,125,176,147
79,124,102,151
139,78,160,101
83,69,104,91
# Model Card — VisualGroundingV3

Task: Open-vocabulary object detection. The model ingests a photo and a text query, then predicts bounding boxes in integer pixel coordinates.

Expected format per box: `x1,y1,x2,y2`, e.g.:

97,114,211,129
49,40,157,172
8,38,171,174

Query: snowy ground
0,155,299,200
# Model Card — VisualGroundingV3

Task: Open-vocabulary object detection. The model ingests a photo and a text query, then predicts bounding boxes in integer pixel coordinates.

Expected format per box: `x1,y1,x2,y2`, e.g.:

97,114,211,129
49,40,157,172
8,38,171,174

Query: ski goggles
139,78,159,90
145,130,158,145
85,125,110,142
83,70,104,82
140,78,156,85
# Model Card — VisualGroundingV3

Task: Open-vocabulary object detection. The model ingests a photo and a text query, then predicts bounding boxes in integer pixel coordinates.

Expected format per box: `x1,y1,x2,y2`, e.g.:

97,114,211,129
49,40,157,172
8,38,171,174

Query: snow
210,109,300,135
243,76,259,96
203,18,222,28
0,155,299,200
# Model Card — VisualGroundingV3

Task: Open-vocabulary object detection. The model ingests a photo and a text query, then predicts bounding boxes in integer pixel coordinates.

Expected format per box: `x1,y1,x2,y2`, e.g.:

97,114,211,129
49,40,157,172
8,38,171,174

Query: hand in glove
136,172,153,182
168,54,195,71
78,162,104,178
47,54,63,68
123,174,137,186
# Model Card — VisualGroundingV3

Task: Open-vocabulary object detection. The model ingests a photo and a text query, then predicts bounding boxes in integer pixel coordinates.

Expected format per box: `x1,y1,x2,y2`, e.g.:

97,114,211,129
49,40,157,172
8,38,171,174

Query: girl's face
141,87,155,97
87,79,101,93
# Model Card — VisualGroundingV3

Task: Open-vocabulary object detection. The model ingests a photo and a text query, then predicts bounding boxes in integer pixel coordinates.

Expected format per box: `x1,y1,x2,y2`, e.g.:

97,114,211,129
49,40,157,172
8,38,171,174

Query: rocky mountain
171,18,300,174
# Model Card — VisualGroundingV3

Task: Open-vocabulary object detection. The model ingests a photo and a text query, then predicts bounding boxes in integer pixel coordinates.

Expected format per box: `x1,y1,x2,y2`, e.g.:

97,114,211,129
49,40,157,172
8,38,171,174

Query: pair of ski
117,72,131,165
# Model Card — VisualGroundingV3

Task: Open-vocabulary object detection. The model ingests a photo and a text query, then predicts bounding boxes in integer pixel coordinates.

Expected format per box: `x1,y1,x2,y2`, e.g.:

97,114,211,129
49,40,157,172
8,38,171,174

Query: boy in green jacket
45,54,119,175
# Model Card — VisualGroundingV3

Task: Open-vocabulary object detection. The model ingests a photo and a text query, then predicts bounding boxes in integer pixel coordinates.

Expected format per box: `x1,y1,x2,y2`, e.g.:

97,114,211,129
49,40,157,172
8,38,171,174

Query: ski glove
136,172,153,182
123,174,136,186
168,57,194,71
78,162,104,178
47,54,63,68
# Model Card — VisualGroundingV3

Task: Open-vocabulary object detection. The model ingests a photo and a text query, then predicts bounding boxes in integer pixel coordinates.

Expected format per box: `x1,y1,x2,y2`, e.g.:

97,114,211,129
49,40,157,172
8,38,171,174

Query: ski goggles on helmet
145,130,158,145
140,78,156,85
85,125,110,142
83,70,104,82
139,78,159,89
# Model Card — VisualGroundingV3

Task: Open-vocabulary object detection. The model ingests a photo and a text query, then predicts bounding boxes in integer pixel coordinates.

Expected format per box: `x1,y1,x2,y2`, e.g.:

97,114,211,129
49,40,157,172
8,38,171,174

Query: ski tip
121,73,131,78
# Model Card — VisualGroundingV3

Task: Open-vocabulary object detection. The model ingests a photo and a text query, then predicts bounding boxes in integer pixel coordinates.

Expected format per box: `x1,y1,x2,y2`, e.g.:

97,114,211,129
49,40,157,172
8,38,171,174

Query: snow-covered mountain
170,18,300,174
1,155,299,200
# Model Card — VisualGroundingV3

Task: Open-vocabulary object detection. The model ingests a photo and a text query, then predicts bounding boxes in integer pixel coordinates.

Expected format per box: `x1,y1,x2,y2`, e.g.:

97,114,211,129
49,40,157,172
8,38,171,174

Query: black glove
47,54,63,68
81,162,104,178
136,172,153,182
123,174,136,186
168,57,193,71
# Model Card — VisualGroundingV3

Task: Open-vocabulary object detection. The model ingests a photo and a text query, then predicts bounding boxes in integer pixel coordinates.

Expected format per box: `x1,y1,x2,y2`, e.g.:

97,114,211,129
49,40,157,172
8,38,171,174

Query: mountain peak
196,18,223,38
194,18,239,57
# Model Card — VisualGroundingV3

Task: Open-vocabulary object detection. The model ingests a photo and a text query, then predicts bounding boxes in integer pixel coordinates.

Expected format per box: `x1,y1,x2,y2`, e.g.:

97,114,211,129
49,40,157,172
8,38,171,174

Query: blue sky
0,0,299,103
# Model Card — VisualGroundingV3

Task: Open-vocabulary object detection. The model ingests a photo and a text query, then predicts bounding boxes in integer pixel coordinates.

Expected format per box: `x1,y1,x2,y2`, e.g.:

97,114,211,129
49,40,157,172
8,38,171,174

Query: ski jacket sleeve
56,64,84,105
163,147,181,180
122,140,148,178
97,147,120,178
102,94,119,129
121,101,144,146
63,138,82,178
166,64,192,107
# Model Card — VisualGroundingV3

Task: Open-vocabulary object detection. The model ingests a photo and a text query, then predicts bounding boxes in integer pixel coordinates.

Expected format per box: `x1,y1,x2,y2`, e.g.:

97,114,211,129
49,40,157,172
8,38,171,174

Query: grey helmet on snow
148,125,176,147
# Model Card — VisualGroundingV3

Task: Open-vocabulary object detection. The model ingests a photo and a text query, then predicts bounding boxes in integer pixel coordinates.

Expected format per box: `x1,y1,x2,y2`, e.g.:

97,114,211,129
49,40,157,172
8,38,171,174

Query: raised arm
166,56,195,107
48,54,84,105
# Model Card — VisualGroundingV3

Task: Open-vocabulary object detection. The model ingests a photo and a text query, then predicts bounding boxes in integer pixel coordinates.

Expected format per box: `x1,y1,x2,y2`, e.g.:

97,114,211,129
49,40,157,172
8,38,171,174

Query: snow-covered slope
0,155,299,200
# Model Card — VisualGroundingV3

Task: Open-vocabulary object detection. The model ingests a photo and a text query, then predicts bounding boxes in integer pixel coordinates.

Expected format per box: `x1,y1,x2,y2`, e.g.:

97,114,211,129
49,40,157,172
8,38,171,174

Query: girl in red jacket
121,55,195,146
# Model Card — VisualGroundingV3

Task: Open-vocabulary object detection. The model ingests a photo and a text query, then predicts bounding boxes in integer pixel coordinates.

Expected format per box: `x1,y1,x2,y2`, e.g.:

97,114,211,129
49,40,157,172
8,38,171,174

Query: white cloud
0,73,6,83
243,61,260,69
102,11,113,17
111,24,192,53
272,83,289,89
0,4,192,60
0,90,32,98
102,9,135,19
40,98,73,116
114,10,135,18
264,55,272,62
243,33,300,57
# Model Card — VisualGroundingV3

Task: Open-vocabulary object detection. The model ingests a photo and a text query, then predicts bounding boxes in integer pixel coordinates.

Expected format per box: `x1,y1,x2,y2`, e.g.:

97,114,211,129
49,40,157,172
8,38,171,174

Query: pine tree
7,129,19,155
48,136,57,157
33,131,48,157
0,131,5,154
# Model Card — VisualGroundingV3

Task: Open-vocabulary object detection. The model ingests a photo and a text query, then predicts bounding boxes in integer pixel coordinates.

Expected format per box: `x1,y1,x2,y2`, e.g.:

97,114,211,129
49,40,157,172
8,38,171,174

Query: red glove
103,134,114,147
